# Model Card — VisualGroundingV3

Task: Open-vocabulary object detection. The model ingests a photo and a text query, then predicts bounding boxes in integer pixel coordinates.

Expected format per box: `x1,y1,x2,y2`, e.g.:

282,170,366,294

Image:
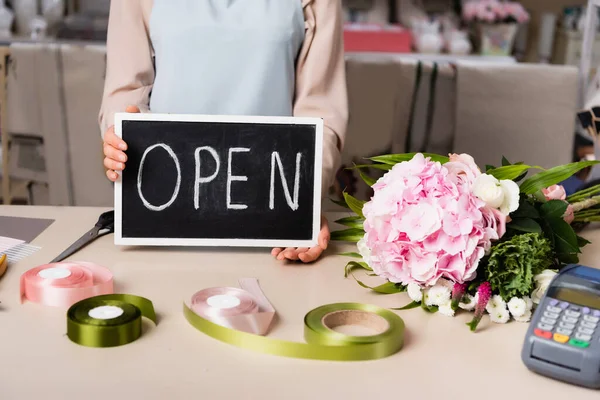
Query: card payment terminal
521,264,600,389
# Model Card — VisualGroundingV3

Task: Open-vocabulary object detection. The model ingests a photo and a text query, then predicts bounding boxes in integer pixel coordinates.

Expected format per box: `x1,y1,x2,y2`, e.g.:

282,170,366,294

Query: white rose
531,270,558,304
357,237,371,265
472,174,520,216
473,174,504,208
407,283,422,303
499,179,520,215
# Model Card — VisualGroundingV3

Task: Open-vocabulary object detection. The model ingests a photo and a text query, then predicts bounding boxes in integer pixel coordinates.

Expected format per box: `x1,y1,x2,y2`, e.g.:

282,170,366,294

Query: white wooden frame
114,112,323,248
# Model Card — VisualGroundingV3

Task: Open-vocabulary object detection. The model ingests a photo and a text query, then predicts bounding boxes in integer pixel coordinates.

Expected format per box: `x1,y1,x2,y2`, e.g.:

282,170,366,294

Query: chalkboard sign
114,113,323,248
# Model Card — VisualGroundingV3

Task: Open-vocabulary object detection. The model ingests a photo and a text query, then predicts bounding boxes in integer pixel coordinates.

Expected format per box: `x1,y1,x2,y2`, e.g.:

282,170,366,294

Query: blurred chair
453,62,579,168
6,43,70,206
339,55,416,202
61,43,113,207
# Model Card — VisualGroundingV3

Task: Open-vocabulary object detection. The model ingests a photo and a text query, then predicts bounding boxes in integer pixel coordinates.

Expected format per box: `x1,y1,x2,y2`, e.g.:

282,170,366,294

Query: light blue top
148,0,306,117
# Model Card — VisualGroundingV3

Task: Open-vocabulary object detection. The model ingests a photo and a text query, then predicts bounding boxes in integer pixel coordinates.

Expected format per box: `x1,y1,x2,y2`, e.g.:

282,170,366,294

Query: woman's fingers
277,247,297,261
104,126,128,151
271,248,283,257
103,143,128,163
125,105,141,113
318,216,330,250
298,246,324,263
106,169,118,182
104,157,125,172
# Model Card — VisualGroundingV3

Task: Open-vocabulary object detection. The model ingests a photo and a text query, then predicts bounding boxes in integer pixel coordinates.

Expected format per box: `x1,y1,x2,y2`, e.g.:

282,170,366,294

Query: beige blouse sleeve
98,0,154,137
296,0,349,198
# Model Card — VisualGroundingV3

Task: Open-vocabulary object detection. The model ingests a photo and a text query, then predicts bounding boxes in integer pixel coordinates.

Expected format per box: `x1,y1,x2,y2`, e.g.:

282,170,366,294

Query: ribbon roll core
67,294,156,348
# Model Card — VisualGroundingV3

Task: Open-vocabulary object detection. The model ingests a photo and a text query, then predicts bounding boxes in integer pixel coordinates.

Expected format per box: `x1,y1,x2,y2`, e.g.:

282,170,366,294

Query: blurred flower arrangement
332,153,600,332
462,0,529,56
462,0,530,24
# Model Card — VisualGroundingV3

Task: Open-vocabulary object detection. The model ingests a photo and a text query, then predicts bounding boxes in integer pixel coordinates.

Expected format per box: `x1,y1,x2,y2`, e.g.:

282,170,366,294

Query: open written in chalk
114,113,323,248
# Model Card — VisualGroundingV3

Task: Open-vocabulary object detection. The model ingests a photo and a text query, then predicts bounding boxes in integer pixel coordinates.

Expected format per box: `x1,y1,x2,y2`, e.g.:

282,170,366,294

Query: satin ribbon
190,278,276,335
20,262,113,307
184,279,405,361
67,294,157,348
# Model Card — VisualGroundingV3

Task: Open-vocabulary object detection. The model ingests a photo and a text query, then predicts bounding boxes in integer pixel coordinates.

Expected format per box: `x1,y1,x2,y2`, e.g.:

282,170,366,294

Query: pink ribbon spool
189,278,275,336
20,262,114,307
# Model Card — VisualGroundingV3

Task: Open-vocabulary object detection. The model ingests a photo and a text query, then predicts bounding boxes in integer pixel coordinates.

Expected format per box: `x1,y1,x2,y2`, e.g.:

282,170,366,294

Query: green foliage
369,153,449,165
486,164,542,181
358,169,377,186
331,228,365,243
335,216,364,230
391,301,421,311
484,233,554,299
343,192,366,218
519,161,600,194
344,261,371,278
339,252,362,259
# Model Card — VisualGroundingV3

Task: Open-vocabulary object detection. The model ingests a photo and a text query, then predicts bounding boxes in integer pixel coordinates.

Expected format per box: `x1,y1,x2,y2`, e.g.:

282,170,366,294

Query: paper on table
0,236,40,265
0,216,54,242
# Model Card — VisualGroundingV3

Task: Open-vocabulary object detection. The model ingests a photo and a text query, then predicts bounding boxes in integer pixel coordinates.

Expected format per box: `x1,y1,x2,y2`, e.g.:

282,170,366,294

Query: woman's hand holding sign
103,105,140,182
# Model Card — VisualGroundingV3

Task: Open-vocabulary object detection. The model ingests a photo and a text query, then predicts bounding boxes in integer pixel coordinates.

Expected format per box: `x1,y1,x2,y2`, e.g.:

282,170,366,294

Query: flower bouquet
332,153,600,331
462,0,529,56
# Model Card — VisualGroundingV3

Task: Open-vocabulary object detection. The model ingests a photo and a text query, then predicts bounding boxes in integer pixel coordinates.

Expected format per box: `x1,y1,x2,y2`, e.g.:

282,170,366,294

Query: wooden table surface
0,205,599,400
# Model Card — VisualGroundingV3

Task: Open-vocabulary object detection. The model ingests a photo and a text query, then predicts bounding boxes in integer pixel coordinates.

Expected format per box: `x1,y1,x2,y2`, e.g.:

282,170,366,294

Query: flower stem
571,196,600,213
567,184,600,202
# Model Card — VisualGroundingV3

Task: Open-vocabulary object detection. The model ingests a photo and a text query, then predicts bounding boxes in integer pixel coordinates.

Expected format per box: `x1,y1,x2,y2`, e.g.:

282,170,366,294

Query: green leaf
502,156,511,166
350,163,393,171
344,261,372,278
547,217,579,254
508,218,543,233
352,277,404,294
486,164,541,181
391,301,421,311
557,253,579,264
510,199,539,219
576,235,591,247
335,216,365,229
520,161,600,194
540,200,568,219
331,228,365,243
485,164,496,172
343,192,366,218
369,153,449,165
358,169,377,186
339,252,362,259
330,198,350,209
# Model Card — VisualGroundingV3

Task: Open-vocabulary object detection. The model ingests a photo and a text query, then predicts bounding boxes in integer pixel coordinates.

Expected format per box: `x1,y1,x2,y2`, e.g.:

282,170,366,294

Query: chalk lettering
137,143,181,211
270,152,301,211
227,147,250,210
194,146,220,210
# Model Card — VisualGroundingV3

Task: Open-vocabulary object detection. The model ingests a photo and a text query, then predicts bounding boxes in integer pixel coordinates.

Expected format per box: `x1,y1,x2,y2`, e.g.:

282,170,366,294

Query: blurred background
0,0,599,208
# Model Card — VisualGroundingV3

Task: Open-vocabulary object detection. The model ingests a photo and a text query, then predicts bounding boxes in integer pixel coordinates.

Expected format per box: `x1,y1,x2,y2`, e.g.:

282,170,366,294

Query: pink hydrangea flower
362,153,505,287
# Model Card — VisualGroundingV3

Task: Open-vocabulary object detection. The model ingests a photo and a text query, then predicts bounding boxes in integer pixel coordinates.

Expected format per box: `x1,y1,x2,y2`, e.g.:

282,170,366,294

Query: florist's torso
149,0,305,117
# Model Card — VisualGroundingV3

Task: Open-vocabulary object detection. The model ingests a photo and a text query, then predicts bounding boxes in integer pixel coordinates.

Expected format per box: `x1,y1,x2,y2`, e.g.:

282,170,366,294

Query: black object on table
50,211,114,263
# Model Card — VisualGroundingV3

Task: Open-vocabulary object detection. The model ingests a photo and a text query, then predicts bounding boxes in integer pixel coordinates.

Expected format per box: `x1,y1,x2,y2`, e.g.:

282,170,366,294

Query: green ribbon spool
183,302,405,361
67,294,157,348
